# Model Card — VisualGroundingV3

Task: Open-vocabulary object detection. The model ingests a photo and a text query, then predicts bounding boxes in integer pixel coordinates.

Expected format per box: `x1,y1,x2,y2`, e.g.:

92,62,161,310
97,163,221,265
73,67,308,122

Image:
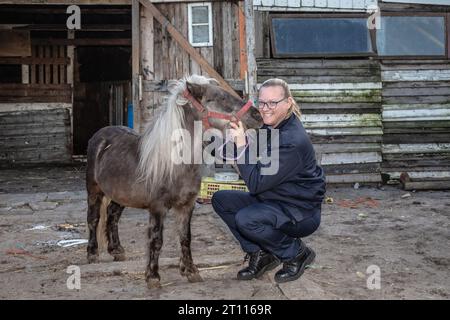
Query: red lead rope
182,89,253,129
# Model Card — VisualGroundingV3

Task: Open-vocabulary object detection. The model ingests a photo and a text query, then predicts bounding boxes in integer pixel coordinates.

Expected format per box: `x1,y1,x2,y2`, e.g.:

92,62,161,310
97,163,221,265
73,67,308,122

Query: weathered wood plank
296,95,381,103
383,108,450,121
285,82,382,90
320,152,382,165
258,75,382,84
257,58,380,69
293,89,381,97
310,134,382,144
383,96,450,104
259,68,380,77
307,127,383,136
382,70,450,82
0,102,71,113
382,87,450,97
314,143,381,153
383,81,450,89
403,180,450,191
381,171,450,181
222,1,233,79
325,173,381,184
382,143,450,154
59,45,65,84
322,162,380,175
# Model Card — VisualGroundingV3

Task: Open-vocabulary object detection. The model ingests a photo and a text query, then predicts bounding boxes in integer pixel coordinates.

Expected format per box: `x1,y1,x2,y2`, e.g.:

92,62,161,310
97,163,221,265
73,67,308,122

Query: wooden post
67,30,75,156
244,0,257,101
21,65,29,84
238,1,247,81
138,0,240,99
132,0,141,133
140,3,154,124
67,30,74,85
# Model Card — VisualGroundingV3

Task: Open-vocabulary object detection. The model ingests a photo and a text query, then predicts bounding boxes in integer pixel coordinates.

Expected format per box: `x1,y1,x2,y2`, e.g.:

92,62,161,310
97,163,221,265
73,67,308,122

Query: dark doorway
73,46,131,155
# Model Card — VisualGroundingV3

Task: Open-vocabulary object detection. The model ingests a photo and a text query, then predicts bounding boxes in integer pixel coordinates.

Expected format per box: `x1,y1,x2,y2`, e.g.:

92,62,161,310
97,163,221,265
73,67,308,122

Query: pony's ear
186,82,205,100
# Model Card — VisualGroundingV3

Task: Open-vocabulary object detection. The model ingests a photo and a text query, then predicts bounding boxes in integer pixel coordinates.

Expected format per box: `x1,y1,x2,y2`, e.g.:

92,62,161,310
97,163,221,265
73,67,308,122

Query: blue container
127,103,133,128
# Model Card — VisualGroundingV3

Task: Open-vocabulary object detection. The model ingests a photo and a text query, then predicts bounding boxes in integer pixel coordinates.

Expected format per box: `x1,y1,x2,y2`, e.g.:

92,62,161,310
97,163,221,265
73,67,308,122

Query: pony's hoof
187,272,203,283
87,254,99,264
113,253,126,262
146,278,162,289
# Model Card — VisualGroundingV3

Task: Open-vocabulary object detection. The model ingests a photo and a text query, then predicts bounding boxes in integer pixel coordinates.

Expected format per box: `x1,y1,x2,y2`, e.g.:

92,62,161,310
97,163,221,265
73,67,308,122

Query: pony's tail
96,196,110,252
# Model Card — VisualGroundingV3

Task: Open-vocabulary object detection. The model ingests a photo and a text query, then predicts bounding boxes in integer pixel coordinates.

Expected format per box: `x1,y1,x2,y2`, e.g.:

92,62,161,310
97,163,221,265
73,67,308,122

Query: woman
211,78,326,283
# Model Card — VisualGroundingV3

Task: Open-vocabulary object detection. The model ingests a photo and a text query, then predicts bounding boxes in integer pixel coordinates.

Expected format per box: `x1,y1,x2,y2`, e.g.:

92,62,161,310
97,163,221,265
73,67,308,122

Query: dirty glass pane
192,25,210,44
192,6,209,24
377,16,445,56
272,18,373,56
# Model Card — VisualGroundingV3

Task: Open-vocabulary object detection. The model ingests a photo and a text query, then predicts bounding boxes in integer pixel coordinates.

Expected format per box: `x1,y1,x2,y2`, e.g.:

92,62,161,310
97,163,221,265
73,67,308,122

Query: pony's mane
137,74,215,194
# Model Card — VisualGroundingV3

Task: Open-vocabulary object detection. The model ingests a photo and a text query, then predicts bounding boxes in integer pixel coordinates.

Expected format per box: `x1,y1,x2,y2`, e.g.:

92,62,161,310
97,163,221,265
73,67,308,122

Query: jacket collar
262,113,295,130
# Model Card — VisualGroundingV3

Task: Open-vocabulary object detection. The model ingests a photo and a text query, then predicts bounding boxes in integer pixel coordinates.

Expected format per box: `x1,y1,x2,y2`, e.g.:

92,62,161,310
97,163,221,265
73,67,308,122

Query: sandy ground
0,165,449,300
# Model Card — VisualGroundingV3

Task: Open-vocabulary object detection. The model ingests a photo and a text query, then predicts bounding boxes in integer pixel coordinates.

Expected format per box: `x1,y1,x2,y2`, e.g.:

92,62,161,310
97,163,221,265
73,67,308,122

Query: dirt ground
0,165,449,300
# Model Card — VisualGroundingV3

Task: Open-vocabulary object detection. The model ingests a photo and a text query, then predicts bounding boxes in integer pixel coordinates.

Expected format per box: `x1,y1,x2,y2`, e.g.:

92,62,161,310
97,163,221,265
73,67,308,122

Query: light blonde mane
137,75,214,194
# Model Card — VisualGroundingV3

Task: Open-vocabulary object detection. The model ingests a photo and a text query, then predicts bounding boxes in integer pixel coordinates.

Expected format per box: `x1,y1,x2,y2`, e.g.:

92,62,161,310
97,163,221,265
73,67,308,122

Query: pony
85,75,262,288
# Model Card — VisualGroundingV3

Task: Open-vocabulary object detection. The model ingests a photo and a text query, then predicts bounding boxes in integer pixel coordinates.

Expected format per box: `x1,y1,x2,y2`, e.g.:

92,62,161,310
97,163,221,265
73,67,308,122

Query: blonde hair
259,78,301,119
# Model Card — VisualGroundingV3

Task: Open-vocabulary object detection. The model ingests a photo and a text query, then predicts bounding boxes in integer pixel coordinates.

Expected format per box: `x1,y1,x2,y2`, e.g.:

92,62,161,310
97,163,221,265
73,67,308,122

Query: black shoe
274,243,315,284
237,250,280,281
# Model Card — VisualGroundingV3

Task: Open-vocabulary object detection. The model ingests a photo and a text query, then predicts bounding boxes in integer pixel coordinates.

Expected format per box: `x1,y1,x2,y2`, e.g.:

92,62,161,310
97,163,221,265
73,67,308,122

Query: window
188,3,213,47
271,15,374,57
377,15,446,57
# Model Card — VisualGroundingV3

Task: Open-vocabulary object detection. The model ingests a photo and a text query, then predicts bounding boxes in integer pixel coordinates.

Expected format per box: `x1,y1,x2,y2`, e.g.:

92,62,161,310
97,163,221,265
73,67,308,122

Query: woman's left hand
229,121,247,148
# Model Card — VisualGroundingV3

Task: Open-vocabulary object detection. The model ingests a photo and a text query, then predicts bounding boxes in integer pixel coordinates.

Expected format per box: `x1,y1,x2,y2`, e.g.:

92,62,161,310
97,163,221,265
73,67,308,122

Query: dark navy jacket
236,114,326,225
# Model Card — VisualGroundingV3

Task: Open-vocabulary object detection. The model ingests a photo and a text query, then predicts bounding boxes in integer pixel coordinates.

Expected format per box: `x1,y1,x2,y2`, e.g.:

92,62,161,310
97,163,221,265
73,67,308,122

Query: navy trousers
211,190,321,261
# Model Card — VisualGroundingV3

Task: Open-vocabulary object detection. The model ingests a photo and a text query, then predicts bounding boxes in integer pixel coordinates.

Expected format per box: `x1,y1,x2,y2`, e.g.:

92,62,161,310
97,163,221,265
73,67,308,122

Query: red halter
182,89,254,129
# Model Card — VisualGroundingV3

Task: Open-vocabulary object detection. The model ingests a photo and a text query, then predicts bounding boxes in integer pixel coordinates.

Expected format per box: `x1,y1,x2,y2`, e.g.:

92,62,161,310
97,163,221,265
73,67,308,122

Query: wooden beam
132,0,141,133
403,180,450,191
21,65,29,84
143,79,245,92
238,1,248,81
31,39,131,46
0,0,131,4
138,0,240,99
0,57,70,65
13,24,131,31
244,0,257,100
140,3,155,126
67,31,75,86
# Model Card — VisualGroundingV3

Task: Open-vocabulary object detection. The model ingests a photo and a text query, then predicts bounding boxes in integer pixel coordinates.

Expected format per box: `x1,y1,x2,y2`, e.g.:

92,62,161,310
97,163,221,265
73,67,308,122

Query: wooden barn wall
0,106,72,165
379,2,450,183
140,1,243,127
258,58,383,184
0,43,72,165
381,60,450,182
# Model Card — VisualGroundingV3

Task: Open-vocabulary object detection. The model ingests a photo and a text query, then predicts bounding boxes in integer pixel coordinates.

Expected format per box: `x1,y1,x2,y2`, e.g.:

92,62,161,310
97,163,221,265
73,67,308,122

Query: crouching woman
212,78,326,283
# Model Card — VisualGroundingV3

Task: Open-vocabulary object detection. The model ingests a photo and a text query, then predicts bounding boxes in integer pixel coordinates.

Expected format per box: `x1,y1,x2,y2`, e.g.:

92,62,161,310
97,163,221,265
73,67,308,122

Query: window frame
376,12,448,60
269,12,449,59
269,13,377,58
188,2,213,48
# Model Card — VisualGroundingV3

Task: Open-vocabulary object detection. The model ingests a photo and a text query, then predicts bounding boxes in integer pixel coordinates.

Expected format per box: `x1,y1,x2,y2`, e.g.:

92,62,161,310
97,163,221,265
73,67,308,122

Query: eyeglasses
255,97,288,110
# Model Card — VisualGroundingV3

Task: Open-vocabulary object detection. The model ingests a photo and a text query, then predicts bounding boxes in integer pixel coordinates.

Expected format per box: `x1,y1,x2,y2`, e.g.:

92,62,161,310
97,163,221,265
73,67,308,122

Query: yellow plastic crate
198,176,248,203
